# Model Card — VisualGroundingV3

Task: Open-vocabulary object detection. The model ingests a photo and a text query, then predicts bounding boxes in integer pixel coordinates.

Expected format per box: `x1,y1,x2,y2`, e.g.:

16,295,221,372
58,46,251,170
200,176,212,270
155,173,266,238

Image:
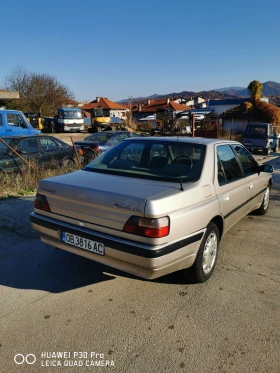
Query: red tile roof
81,97,126,110
132,99,191,112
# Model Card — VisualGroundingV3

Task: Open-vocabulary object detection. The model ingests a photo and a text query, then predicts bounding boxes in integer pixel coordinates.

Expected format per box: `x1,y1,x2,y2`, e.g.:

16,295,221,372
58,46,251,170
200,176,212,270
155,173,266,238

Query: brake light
94,146,101,152
123,216,170,238
34,194,51,212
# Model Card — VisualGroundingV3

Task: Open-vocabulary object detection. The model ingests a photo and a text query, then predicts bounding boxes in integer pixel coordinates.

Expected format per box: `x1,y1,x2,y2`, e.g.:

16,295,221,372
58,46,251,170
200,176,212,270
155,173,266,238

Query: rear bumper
30,212,204,279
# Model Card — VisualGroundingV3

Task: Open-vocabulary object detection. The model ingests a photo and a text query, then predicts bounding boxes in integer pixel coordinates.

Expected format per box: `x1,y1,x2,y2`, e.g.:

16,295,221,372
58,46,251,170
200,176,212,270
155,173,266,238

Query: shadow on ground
0,198,191,293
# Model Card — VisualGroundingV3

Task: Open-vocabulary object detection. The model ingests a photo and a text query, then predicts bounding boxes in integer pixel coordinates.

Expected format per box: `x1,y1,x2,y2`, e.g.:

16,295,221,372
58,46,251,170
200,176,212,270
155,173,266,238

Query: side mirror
258,164,274,173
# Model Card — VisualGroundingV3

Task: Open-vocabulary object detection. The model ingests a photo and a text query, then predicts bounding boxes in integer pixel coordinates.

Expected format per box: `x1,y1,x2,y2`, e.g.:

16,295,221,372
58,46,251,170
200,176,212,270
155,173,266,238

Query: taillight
92,146,101,152
34,194,51,212
123,216,170,238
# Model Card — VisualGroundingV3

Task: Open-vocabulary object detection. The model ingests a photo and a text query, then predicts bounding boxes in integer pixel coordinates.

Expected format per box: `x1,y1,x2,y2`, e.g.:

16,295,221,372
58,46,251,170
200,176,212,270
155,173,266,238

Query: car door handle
223,194,229,201
249,184,253,189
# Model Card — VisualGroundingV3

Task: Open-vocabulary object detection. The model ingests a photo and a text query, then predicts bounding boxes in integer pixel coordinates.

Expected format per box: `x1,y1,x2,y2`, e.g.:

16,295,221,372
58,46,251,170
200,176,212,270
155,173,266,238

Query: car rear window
84,139,206,183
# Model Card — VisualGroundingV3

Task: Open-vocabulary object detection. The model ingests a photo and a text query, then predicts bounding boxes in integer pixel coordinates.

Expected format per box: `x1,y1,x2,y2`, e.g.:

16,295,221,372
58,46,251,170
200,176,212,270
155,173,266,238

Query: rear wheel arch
210,215,224,239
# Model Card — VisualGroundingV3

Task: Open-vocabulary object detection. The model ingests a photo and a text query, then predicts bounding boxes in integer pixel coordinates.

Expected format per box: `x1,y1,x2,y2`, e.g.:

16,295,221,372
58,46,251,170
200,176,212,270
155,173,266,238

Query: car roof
1,135,49,140
124,136,240,145
89,131,132,135
0,135,67,143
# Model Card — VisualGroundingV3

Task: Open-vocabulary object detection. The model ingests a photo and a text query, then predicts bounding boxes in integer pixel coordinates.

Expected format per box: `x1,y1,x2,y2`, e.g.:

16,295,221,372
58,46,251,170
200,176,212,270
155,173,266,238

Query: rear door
214,144,249,232
232,143,268,211
13,138,40,168
37,137,69,166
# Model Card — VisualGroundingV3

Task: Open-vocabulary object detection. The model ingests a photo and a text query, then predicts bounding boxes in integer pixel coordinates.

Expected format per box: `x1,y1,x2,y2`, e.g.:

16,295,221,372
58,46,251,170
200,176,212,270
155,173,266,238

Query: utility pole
128,96,132,128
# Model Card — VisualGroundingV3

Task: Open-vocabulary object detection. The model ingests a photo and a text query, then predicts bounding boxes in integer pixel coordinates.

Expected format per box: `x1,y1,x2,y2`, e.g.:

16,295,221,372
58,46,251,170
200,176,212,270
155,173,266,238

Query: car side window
52,138,68,149
231,144,257,176
6,114,20,127
216,145,243,184
17,139,39,154
38,138,58,151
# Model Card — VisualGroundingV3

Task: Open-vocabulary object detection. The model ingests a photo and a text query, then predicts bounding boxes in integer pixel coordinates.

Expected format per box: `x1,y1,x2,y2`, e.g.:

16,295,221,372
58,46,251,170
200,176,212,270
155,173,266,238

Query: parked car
0,110,41,137
30,138,273,283
242,122,279,155
74,130,140,164
0,135,75,172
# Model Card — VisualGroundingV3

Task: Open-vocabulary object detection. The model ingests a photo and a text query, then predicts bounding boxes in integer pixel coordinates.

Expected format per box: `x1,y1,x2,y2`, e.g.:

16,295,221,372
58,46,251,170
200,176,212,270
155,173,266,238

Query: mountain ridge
118,81,280,106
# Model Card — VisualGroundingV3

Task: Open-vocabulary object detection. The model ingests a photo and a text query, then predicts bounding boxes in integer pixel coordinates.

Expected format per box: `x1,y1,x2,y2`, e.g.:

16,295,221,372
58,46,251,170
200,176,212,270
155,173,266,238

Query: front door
215,144,249,233
5,113,29,136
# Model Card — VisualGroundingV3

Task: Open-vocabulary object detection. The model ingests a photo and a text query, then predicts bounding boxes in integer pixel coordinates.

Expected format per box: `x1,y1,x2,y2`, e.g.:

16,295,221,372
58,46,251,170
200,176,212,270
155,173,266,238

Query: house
0,90,19,109
61,98,80,108
174,96,207,109
221,105,253,132
81,97,128,119
131,98,191,122
207,98,252,115
221,100,280,132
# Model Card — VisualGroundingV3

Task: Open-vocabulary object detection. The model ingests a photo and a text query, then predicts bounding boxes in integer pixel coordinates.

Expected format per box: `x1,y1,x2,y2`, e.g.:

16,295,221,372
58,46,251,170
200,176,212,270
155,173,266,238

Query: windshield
63,110,82,119
85,133,114,143
93,108,104,118
84,139,206,183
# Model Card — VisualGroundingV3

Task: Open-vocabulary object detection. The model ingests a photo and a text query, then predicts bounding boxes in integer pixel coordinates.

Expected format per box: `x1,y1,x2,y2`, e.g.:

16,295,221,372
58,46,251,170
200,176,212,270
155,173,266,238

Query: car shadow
0,198,191,294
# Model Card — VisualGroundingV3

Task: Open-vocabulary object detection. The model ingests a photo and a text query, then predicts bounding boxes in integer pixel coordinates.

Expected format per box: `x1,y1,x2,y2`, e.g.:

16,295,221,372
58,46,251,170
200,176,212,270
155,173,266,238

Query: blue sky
1,0,280,101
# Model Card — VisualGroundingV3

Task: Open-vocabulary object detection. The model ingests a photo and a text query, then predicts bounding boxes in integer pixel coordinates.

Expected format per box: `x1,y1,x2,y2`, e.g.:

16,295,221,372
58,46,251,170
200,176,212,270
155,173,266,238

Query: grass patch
0,161,79,199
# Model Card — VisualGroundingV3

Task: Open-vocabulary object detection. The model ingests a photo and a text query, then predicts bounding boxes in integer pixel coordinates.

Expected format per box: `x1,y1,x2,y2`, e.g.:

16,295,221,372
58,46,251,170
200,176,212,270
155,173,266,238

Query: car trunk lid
37,170,178,231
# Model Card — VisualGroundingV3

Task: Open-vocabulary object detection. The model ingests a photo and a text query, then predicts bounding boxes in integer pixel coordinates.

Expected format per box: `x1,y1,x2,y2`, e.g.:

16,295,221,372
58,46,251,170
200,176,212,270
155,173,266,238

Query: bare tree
5,66,74,116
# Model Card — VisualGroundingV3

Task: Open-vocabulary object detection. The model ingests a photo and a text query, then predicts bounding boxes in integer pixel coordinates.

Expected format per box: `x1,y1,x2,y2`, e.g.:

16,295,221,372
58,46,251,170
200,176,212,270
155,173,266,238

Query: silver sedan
30,137,273,283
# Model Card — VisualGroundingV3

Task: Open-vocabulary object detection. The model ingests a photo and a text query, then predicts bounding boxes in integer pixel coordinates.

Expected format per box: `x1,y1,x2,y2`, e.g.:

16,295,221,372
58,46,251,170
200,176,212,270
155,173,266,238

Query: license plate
62,232,104,255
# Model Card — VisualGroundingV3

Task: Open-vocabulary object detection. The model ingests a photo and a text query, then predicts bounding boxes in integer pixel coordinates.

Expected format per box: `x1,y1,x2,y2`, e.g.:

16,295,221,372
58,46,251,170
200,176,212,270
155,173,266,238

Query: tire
183,222,220,283
254,185,270,215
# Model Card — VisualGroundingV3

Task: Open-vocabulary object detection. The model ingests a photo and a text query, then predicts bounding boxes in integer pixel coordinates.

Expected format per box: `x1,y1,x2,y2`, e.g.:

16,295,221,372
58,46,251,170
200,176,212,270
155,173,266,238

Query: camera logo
14,354,36,365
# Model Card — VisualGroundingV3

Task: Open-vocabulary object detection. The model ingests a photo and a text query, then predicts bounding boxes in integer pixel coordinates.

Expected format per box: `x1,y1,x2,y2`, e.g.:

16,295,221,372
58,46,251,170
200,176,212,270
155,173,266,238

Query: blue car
74,131,140,164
